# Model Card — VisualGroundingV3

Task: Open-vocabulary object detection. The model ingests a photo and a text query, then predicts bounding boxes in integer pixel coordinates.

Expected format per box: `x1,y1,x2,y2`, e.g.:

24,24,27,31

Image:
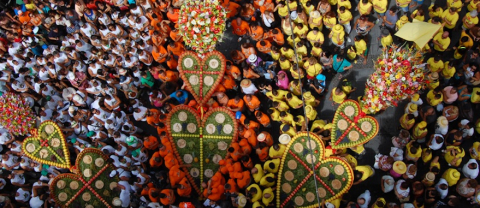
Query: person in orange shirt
249,23,264,41
243,65,261,79
141,184,161,203
152,31,167,46
231,17,249,41
149,152,163,168
256,142,270,162
222,74,237,90
169,164,189,187
241,3,255,21
166,7,179,23
255,111,271,128
244,119,260,131
144,135,160,150
157,69,179,83
227,142,244,161
166,55,178,70
146,8,162,22
170,28,183,42
159,189,176,206
163,153,178,169
226,61,241,80
219,159,233,175
156,123,168,138
243,127,257,147
205,175,225,202
152,45,168,63
177,177,192,197
225,1,241,18
243,94,261,112
269,28,285,45
240,155,254,169
17,11,31,25
231,50,246,64
227,95,245,111
239,138,252,155
146,109,161,126
225,179,239,194
241,43,256,59
257,40,272,54
258,131,274,147
167,41,185,58
234,170,252,189
149,13,162,31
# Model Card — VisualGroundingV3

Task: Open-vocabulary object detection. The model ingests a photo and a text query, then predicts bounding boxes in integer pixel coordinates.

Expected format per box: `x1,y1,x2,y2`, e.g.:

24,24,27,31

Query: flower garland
178,0,226,54
360,45,426,114
0,92,36,136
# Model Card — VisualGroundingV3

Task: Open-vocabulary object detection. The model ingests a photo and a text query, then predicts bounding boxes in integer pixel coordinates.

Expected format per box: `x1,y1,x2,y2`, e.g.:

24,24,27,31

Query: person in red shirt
231,17,249,41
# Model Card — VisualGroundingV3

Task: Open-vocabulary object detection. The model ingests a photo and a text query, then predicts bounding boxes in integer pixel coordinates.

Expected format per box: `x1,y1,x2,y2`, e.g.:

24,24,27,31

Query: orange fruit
194,157,199,162
205,158,210,163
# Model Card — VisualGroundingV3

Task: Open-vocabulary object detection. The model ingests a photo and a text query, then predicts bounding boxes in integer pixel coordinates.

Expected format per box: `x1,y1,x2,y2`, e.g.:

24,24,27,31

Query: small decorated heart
331,100,379,149
50,148,121,208
167,105,237,194
276,132,353,207
22,121,71,169
178,50,226,105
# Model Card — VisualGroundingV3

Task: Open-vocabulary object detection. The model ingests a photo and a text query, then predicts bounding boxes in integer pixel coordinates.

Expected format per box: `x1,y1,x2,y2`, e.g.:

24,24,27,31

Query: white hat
438,116,448,128
257,133,266,142
325,202,335,208
33,26,39,34
109,170,117,177
68,106,75,113
119,68,128,75
279,134,291,144
290,11,298,20
248,54,257,63
258,0,265,6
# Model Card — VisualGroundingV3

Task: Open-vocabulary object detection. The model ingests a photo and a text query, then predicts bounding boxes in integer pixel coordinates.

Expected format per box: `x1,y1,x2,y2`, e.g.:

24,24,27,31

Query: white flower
206,18,211,24
206,27,210,33
193,34,197,39
198,21,204,26
214,19,219,23
401,77,406,81
191,19,196,25
193,27,200,33
191,11,197,17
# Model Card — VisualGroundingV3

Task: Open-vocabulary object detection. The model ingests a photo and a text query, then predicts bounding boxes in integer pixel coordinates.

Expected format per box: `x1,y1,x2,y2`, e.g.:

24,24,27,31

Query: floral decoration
0,92,36,136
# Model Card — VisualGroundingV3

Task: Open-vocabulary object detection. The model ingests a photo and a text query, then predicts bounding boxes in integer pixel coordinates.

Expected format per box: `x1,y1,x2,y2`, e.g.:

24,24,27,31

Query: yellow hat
393,161,407,174
333,24,343,31
418,121,427,129
412,93,420,101
400,15,408,21
303,91,313,100
453,171,461,178
409,103,418,112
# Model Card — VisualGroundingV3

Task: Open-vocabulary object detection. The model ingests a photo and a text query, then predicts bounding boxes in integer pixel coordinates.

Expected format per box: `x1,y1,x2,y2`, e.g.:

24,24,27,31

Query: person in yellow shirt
445,146,465,167
405,140,422,162
312,42,323,57
338,6,353,35
396,15,409,31
447,0,463,9
279,56,292,71
442,7,459,30
358,0,373,16
442,168,461,186
279,111,295,125
303,57,323,79
274,2,289,17
261,187,274,206
373,0,388,22
266,89,288,101
411,7,425,21
268,144,286,159
353,165,374,185
273,100,290,111
331,87,347,104
329,24,345,49
427,72,440,90
305,104,317,121
323,11,337,30
280,46,294,60
412,121,428,142
380,29,393,48
285,93,304,109
246,184,262,203
347,45,357,60
306,27,324,46
354,36,368,64
462,10,479,30
308,11,323,29
467,0,480,12
337,0,352,10
426,88,443,107
303,91,320,106
293,23,309,39
251,164,264,183
432,31,450,52
471,88,480,103
396,0,411,13
267,108,281,121
442,61,456,82
280,124,296,136
429,3,444,18
427,54,444,72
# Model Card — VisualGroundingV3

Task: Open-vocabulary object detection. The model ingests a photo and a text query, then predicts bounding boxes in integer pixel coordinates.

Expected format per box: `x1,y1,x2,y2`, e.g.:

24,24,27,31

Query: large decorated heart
178,50,226,105
50,148,121,208
277,132,353,207
331,100,379,149
21,121,71,169
167,105,237,194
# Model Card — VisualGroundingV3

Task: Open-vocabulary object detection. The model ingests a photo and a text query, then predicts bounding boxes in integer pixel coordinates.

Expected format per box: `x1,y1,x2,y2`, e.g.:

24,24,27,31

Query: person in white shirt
459,119,475,138
462,159,479,179
428,134,444,150
133,106,148,121
435,178,449,199
15,188,31,203
118,180,132,208
357,190,371,208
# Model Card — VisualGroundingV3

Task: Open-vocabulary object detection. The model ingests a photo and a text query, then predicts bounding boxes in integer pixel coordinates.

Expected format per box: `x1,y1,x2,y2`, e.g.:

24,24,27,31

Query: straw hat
311,11,320,18
438,116,448,128
257,133,266,142
425,172,435,181
418,121,427,129
409,103,418,112
240,79,252,88
237,195,247,207
429,72,439,80
248,54,257,63
279,134,291,144
393,161,407,174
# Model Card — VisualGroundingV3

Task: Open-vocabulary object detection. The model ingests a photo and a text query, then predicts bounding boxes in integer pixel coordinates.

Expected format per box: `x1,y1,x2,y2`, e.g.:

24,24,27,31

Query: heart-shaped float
276,132,353,207
167,105,237,194
21,121,71,169
178,50,226,105
50,148,121,208
331,100,379,149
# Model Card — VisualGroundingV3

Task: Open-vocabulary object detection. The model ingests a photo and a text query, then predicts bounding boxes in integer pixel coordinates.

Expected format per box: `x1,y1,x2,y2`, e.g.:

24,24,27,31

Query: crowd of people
0,0,479,207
